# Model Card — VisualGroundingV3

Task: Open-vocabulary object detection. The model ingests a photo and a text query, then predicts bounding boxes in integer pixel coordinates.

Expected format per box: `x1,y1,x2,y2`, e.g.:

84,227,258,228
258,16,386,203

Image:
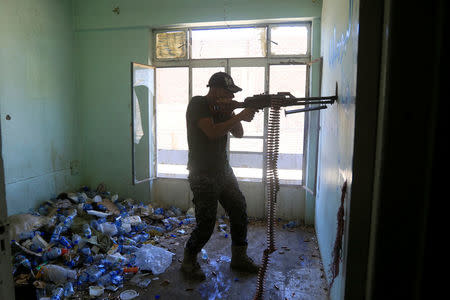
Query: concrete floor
111,221,329,300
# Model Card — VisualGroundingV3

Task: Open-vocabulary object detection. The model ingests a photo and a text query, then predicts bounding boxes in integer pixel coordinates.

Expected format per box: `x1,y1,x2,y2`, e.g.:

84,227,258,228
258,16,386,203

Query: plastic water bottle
182,218,196,225
43,248,67,261
63,282,74,297
42,264,77,283
132,222,147,232
64,210,77,225
83,224,92,239
16,254,32,270
18,231,39,240
65,255,80,268
201,249,208,260
50,225,63,243
154,208,164,215
78,271,89,285
219,228,228,238
98,273,111,287
119,244,139,254
147,225,165,234
51,287,64,300
72,234,82,246
111,275,123,285
88,266,106,282
59,236,72,249
97,204,107,211
80,247,91,256
282,221,298,229
132,232,149,243
98,222,118,236
83,203,93,211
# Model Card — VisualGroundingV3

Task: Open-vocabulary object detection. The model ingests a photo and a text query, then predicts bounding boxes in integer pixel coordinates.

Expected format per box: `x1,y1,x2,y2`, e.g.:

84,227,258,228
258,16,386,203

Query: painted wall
75,28,151,202
74,0,323,222
0,0,81,215
316,0,359,298
73,0,322,30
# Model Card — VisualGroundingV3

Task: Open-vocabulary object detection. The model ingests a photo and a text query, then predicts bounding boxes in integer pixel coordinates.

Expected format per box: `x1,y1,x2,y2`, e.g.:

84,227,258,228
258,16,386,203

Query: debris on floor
8,184,207,299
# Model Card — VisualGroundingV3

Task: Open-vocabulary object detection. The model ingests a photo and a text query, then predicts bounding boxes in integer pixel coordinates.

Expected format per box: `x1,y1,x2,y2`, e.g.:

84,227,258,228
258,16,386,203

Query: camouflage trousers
185,166,248,254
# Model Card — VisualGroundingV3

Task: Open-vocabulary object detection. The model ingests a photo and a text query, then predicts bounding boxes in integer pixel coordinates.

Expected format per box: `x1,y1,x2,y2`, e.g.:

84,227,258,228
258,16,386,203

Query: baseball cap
207,72,242,93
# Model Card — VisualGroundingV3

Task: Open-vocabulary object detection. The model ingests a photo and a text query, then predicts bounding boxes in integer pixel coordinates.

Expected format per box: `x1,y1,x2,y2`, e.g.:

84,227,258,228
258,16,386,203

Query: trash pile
10,185,198,299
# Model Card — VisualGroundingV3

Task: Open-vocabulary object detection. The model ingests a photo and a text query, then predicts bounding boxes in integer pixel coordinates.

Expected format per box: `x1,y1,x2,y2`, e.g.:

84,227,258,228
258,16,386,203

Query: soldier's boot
230,245,260,273
180,248,206,281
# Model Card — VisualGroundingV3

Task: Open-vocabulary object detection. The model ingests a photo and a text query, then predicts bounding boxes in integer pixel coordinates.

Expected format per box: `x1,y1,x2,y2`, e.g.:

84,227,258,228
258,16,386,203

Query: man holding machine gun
181,72,260,280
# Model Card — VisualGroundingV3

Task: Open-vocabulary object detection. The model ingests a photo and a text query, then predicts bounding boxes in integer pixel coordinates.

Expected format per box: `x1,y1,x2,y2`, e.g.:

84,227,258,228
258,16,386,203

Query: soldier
181,72,260,280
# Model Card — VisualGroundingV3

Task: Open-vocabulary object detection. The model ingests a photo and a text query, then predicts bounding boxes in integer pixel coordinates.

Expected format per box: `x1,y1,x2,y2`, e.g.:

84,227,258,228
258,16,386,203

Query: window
154,23,311,185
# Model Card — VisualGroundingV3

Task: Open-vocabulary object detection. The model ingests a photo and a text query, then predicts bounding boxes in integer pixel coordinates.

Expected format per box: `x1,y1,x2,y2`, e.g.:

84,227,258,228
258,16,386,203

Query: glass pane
192,27,266,59
192,67,225,97
230,67,265,136
270,26,308,55
230,138,263,152
156,67,189,177
156,31,187,59
230,153,263,180
132,63,154,184
269,65,307,180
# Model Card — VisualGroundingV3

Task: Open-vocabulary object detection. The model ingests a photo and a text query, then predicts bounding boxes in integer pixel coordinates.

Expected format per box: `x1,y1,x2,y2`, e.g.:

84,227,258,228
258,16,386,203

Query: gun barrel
285,105,328,115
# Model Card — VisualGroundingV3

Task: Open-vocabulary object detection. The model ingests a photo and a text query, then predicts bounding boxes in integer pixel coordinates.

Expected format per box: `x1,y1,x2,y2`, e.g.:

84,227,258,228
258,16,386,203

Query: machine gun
210,88,337,116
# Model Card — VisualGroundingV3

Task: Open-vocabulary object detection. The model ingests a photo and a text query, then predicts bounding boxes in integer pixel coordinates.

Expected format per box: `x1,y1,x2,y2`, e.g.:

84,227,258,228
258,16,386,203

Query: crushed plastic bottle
59,236,72,249
98,222,118,236
201,249,208,260
71,234,83,247
18,230,41,241
50,225,63,243
219,228,228,238
147,225,165,234
41,264,77,283
119,244,139,254
80,247,91,256
77,271,89,285
182,218,196,225
63,282,74,297
154,208,164,215
16,254,32,270
43,248,68,261
282,221,298,229
87,266,106,283
51,287,64,300
83,224,92,239
132,232,149,243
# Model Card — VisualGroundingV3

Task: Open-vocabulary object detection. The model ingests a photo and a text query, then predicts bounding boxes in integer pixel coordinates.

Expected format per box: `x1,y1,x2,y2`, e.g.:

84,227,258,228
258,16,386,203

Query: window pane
192,67,225,97
156,67,189,177
230,67,265,136
269,65,307,181
230,138,263,152
230,153,263,180
192,27,266,59
270,26,308,55
156,31,187,59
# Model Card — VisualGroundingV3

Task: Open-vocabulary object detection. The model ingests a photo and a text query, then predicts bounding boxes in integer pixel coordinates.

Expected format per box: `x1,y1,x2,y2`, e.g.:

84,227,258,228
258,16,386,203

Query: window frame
153,22,312,186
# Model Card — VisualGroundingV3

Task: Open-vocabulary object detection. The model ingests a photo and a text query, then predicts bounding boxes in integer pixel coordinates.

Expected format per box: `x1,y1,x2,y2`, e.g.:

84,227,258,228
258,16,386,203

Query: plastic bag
8,214,49,241
134,244,174,275
40,264,77,283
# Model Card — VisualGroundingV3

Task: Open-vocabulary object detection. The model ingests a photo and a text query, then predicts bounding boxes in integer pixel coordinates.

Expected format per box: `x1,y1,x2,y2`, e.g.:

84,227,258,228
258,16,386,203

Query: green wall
0,0,81,215
73,0,322,30
75,28,151,201
316,0,359,298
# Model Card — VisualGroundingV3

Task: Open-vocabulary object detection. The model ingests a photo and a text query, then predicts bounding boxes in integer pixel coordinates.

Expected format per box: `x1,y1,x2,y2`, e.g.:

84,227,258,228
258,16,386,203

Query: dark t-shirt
186,96,229,174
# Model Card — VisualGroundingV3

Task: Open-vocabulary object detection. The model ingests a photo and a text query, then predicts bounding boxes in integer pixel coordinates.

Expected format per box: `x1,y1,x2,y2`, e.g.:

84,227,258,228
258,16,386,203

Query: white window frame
153,22,312,185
